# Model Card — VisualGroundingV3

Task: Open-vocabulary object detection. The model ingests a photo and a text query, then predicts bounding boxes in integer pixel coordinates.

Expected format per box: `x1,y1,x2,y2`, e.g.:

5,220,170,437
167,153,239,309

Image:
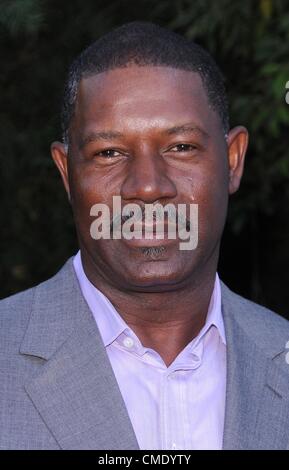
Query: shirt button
123,337,134,349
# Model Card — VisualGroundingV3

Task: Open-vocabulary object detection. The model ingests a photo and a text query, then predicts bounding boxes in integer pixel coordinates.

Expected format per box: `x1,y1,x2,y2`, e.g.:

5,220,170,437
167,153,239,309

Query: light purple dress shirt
73,250,227,450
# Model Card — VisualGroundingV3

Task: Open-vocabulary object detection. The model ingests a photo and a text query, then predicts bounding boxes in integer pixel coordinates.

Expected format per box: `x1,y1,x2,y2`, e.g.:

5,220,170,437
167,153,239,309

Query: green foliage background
1,0,289,318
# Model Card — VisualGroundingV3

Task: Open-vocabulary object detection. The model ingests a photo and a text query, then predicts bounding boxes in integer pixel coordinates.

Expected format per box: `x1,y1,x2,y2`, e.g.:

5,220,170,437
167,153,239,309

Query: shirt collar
73,250,226,350
202,272,226,347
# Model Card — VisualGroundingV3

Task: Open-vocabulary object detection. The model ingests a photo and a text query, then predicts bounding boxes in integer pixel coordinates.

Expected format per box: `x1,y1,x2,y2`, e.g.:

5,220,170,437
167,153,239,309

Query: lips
107,213,191,249
117,221,182,249
123,221,178,236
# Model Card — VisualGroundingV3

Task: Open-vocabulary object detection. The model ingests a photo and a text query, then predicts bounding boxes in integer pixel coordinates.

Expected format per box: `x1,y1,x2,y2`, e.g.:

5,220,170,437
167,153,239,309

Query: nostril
121,169,177,203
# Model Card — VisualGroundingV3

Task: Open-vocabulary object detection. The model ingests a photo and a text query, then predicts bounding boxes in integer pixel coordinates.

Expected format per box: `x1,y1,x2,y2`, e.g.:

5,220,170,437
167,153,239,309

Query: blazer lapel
221,282,289,450
21,258,139,450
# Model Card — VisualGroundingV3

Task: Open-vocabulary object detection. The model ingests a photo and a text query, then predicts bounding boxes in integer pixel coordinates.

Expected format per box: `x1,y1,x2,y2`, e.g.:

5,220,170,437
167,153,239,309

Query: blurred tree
0,0,289,317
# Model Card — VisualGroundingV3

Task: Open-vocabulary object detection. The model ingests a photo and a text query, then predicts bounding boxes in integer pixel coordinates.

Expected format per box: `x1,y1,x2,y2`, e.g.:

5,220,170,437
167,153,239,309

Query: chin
122,264,193,293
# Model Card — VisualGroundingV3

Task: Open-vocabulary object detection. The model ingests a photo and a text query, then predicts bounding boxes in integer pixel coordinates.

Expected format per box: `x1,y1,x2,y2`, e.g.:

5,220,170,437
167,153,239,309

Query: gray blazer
1,257,289,450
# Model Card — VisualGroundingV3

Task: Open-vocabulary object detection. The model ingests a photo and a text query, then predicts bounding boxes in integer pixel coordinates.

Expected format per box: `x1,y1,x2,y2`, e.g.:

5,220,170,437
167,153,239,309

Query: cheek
70,163,124,207
68,168,101,237
175,158,228,203
175,162,229,241
69,165,108,212
198,168,229,242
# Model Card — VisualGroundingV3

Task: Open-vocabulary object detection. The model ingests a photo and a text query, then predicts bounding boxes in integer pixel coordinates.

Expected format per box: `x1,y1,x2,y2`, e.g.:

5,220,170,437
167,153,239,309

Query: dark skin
51,66,248,366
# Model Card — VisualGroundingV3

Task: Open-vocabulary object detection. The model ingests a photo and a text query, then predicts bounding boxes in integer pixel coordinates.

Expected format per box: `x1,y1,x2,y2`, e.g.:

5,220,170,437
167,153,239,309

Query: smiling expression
51,65,248,292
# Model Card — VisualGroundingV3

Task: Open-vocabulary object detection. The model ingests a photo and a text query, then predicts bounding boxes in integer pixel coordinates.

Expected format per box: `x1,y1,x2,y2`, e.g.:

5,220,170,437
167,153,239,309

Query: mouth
108,206,191,248
118,221,182,247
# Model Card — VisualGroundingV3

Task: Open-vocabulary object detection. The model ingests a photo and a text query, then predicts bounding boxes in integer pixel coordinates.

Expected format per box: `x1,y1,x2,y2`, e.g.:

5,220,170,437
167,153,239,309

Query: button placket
165,369,180,450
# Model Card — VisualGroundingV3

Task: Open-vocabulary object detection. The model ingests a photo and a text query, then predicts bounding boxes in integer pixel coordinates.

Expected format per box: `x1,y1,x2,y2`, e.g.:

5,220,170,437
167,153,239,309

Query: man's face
52,66,248,292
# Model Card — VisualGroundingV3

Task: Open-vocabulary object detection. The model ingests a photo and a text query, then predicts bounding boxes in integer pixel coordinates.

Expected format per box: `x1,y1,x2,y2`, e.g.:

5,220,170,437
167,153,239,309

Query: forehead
73,66,218,135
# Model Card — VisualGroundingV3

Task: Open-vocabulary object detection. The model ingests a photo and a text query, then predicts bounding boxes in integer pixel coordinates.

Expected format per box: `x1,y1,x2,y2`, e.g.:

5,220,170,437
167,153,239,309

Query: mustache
110,205,191,234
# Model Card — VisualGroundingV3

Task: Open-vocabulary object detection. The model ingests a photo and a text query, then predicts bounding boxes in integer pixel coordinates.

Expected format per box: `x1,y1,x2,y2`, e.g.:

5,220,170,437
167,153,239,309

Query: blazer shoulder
0,257,74,346
0,285,35,329
221,281,289,355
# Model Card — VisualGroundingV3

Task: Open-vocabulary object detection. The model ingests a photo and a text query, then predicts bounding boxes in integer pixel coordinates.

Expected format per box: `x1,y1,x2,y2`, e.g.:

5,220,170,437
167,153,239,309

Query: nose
120,148,177,204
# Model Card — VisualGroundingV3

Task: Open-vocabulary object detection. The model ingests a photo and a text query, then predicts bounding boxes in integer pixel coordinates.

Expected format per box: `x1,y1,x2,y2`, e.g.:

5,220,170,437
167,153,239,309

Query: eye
169,143,198,152
94,149,122,158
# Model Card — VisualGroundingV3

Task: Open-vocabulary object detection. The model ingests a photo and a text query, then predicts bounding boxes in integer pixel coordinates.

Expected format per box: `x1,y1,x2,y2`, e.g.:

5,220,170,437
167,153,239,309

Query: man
1,21,289,450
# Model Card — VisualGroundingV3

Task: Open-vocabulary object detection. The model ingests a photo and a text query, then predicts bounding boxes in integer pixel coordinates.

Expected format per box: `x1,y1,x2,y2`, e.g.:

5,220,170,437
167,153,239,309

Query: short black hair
62,21,229,145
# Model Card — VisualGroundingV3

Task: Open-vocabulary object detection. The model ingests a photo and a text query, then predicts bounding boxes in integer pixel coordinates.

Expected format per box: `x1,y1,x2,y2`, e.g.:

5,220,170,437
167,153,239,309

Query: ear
226,126,249,195
51,141,71,202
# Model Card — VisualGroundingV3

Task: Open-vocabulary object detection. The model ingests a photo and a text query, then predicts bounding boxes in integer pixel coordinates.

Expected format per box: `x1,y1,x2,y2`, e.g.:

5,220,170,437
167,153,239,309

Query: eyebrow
79,130,124,149
164,123,209,138
79,122,209,149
